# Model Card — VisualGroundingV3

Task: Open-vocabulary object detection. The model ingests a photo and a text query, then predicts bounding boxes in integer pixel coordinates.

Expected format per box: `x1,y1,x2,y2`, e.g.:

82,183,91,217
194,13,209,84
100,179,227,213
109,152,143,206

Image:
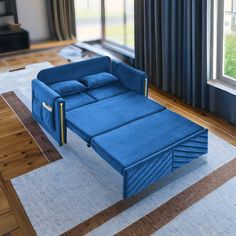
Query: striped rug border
3,92,234,236
2,91,62,163
63,158,236,236
116,157,236,235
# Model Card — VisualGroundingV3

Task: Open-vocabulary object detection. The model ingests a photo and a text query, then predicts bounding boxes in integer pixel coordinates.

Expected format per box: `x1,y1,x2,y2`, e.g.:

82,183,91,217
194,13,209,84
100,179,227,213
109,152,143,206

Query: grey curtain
47,0,76,41
135,0,212,109
4,0,18,23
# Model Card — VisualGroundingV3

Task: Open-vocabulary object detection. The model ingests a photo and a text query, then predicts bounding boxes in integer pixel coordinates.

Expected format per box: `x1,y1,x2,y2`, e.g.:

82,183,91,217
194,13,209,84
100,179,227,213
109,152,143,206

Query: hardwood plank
0,97,48,180
0,95,49,235
31,40,76,51
0,39,75,59
2,92,62,163
0,186,10,215
0,211,18,235
1,153,47,181
0,100,25,140
1,179,36,236
3,227,23,236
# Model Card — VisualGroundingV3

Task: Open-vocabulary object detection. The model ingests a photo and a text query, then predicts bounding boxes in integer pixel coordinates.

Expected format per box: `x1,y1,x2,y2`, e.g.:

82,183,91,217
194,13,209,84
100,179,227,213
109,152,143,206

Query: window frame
215,0,236,86
100,0,135,54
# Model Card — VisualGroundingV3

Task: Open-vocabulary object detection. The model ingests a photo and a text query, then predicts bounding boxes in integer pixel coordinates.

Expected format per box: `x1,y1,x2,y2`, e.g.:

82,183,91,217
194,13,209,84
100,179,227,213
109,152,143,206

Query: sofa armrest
111,61,148,97
32,79,66,146
32,79,60,106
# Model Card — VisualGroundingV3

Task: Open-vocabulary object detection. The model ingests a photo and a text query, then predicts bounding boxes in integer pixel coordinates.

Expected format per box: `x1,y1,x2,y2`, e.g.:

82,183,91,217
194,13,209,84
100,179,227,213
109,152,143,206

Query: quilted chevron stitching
172,131,208,170
126,151,171,188
127,155,171,194
124,151,172,197
123,130,208,198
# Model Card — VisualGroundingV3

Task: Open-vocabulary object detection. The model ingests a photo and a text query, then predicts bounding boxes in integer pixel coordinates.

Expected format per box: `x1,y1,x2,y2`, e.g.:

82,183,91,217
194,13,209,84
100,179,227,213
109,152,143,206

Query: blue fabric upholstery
32,79,60,106
37,56,111,85
81,72,118,88
85,81,128,100
63,93,96,111
66,92,165,143
123,129,208,198
112,61,148,96
32,57,208,199
91,109,205,174
49,80,86,96
32,79,66,145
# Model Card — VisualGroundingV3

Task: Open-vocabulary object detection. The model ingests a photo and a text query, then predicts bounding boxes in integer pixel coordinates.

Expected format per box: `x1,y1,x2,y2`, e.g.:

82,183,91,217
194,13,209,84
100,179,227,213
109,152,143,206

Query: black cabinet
0,0,29,53
0,26,30,53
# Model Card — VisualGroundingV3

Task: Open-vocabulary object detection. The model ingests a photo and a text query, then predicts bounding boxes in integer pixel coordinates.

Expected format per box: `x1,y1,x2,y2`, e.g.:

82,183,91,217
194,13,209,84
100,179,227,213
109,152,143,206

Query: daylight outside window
104,0,134,50
223,0,236,81
74,0,134,51
75,0,101,42
224,0,236,79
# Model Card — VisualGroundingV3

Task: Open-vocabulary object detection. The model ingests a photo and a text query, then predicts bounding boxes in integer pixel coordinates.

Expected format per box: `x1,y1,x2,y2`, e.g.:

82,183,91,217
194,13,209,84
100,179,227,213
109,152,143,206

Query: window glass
104,0,125,45
74,0,134,50
223,0,236,79
125,0,135,49
75,0,101,42
104,0,134,49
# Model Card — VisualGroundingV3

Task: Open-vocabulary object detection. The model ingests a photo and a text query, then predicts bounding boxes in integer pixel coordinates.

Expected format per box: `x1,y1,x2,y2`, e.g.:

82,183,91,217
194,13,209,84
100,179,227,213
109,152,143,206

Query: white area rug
58,45,85,62
154,177,236,236
1,63,236,236
0,62,53,97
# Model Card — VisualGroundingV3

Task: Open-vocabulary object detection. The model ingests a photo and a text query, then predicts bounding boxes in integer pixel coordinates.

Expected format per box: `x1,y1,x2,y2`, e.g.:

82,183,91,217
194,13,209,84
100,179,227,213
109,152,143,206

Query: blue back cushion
86,81,128,100
49,80,86,97
37,56,111,85
81,72,118,88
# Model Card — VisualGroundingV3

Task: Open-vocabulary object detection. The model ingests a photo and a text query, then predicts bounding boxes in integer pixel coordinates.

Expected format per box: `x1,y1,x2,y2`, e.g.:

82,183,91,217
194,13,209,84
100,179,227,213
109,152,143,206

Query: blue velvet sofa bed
32,56,208,198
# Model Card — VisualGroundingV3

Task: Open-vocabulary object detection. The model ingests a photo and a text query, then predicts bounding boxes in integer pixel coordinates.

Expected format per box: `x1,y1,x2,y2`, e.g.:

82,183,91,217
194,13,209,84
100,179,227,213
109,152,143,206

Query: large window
215,0,236,85
104,0,134,49
74,0,134,51
75,0,101,42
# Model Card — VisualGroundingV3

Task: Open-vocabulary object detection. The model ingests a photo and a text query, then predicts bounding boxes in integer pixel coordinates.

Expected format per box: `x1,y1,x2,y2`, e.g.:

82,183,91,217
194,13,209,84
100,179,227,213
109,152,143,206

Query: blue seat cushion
91,110,205,174
64,93,97,111
85,81,128,100
66,92,165,143
81,72,119,88
49,80,86,96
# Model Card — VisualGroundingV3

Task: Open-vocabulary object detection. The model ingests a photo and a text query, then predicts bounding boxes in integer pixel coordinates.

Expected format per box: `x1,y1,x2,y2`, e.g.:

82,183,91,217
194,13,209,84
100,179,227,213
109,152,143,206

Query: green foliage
224,34,236,79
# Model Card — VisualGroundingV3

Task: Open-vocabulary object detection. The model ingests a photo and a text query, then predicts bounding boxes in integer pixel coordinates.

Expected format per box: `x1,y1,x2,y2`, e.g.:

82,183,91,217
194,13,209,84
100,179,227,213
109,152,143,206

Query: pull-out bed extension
32,57,208,198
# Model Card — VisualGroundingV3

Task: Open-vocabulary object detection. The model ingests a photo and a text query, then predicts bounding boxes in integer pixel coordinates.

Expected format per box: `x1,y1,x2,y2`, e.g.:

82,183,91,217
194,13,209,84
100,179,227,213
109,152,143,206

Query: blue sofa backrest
37,56,111,85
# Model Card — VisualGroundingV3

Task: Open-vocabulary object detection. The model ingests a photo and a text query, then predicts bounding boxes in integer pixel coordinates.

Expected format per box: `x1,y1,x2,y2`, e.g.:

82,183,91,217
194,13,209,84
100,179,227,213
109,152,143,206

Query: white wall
16,0,50,42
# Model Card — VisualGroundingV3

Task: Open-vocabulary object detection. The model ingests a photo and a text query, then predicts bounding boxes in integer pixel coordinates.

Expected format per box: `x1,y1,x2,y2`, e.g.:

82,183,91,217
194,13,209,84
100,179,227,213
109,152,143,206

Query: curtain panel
47,0,76,41
135,0,212,109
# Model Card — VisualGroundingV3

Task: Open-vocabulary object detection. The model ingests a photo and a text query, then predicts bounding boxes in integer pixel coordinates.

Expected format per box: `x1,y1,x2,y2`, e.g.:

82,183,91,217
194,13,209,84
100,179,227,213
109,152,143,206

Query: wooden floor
0,91,63,236
0,95,48,235
0,40,74,73
0,43,235,236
